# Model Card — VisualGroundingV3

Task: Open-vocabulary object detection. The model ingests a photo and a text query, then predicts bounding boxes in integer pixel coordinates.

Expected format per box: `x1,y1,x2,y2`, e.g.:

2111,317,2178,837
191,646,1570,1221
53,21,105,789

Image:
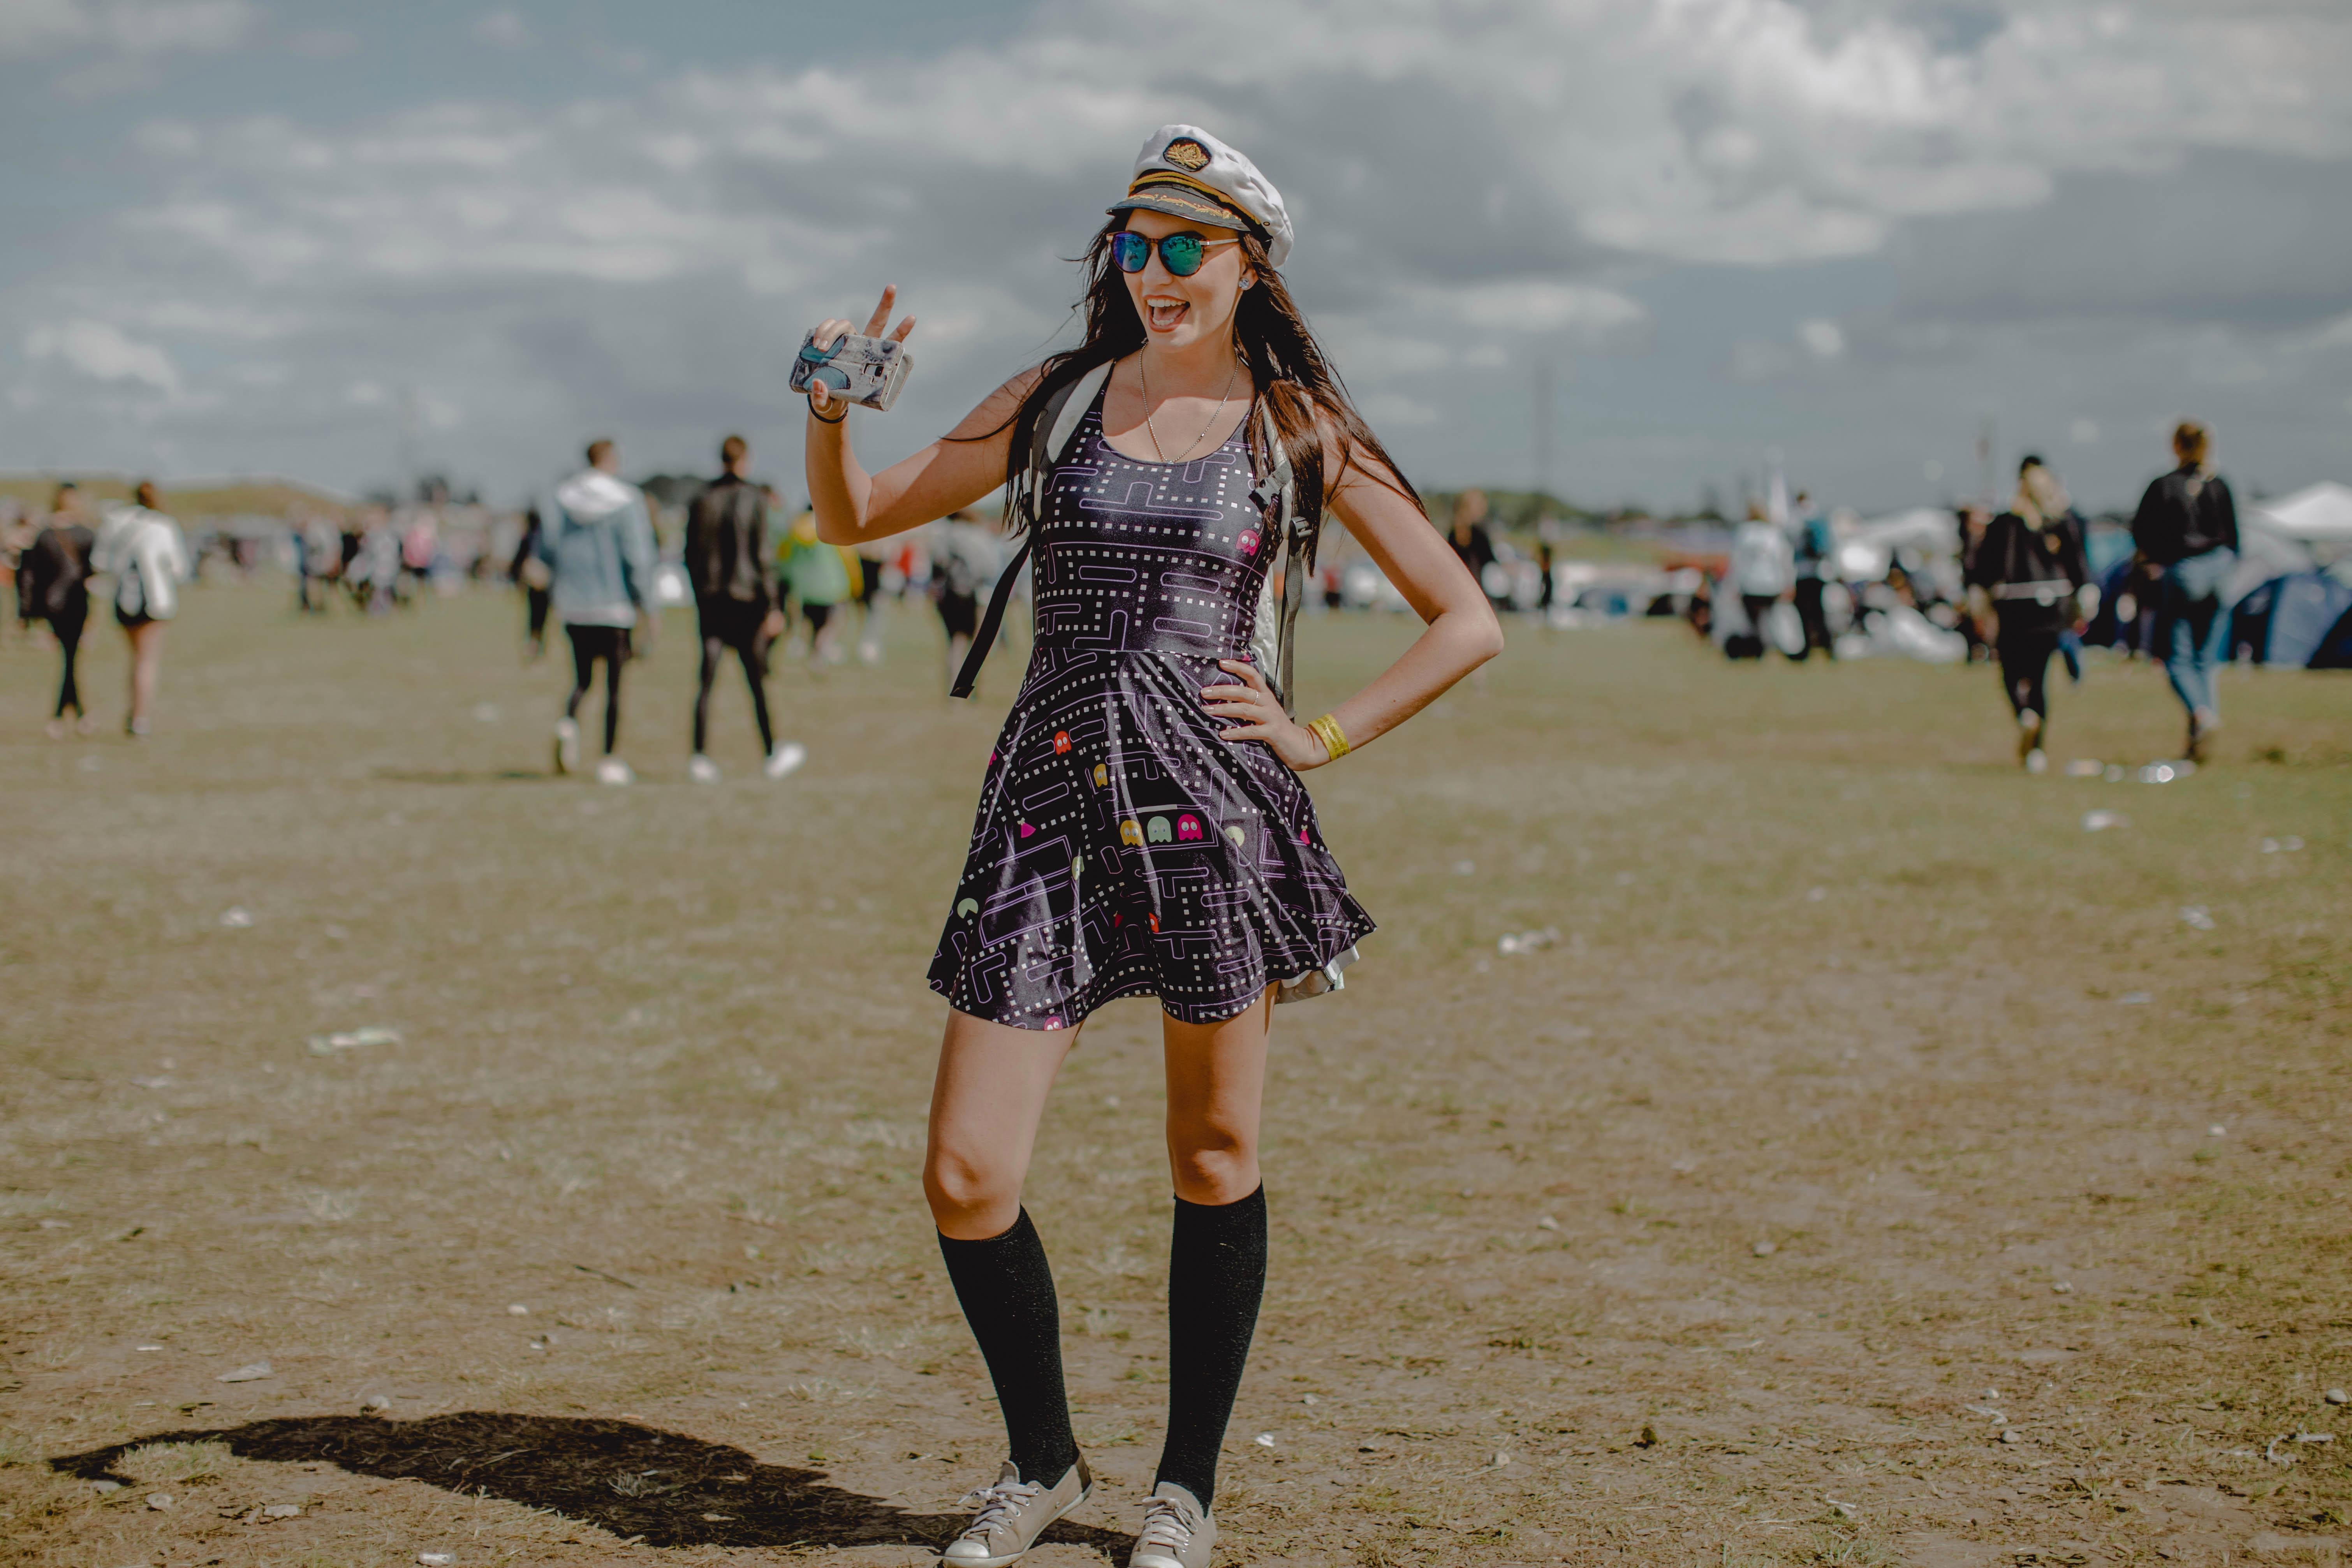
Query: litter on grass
308,1026,400,1055
2083,810,2128,831
2139,760,2194,783
1497,926,1559,956
2260,836,2304,854
219,907,254,928
2119,992,2153,1004
2181,906,2216,931
217,1361,272,1383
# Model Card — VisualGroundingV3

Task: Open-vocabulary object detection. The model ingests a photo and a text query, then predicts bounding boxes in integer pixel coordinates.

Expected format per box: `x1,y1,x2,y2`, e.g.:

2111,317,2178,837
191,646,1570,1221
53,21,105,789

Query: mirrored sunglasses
1110,231,1243,278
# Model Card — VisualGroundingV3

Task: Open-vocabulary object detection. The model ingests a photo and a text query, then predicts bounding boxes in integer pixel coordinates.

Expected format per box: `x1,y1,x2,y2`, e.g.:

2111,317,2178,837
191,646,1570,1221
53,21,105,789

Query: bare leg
924,1008,1081,1239
1154,987,1273,1511
1162,988,1270,1204
125,620,166,730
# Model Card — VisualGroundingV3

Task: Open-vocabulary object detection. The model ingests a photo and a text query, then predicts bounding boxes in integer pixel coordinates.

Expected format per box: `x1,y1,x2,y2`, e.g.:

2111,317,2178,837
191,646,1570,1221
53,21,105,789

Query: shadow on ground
52,1412,1130,1558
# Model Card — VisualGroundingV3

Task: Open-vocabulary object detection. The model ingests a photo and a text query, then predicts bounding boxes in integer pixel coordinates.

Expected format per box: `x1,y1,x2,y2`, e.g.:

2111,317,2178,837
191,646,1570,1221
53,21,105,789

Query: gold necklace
1139,354,1240,463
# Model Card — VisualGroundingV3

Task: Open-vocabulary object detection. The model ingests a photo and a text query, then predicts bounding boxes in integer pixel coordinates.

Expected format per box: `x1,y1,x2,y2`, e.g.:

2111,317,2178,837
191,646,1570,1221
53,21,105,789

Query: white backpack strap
1035,361,1112,488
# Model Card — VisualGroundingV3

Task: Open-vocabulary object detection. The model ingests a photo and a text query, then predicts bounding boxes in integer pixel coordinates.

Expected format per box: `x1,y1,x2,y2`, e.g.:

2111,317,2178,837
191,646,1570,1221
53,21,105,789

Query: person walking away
21,482,97,737
684,434,805,783
853,536,893,663
1449,489,1500,604
1,500,37,644
1790,491,1836,658
510,505,552,657
930,509,1002,692
2130,419,2238,762
1731,502,1797,658
538,439,655,784
1966,456,2094,774
91,481,190,738
802,122,1503,1568
778,507,852,663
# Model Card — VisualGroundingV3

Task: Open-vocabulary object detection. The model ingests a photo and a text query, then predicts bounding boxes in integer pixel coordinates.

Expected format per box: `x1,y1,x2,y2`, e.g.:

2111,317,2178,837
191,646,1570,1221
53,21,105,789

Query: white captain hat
1107,124,1293,270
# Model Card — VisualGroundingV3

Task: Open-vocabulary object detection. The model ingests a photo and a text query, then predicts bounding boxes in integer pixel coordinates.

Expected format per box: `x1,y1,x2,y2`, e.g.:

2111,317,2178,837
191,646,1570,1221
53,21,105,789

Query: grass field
2,582,2347,1568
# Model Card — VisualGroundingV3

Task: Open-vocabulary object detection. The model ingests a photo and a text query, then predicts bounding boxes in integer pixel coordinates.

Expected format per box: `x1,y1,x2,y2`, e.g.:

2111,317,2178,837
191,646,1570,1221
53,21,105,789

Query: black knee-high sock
1154,1184,1267,1510
938,1210,1079,1484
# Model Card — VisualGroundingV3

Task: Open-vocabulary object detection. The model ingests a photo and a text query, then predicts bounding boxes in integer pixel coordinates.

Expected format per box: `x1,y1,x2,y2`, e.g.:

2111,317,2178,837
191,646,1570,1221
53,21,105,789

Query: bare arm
804,287,1039,546
1205,433,1503,768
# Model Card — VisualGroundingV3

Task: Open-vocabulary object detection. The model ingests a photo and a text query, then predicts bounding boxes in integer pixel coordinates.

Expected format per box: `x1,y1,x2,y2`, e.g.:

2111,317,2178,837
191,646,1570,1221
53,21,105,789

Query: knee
923,1142,1020,1235
1167,1122,1259,1205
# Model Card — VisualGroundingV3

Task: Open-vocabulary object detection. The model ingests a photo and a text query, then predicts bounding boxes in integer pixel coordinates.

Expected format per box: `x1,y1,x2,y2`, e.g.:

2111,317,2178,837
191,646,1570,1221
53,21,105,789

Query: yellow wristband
1306,713,1350,762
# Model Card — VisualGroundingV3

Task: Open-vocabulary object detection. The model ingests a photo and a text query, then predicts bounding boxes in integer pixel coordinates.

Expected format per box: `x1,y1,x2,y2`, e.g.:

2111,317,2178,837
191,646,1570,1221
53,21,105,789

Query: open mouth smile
1145,296,1190,332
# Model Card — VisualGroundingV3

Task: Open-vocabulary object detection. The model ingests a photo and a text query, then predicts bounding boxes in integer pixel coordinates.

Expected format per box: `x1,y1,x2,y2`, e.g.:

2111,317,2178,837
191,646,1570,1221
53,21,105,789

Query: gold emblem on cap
1163,137,1210,172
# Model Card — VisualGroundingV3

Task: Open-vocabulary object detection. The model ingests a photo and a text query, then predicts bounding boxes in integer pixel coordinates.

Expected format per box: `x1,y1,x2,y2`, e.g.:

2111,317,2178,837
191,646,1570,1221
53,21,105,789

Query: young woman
92,481,189,738
1966,456,2094,773
803,125,1501,1568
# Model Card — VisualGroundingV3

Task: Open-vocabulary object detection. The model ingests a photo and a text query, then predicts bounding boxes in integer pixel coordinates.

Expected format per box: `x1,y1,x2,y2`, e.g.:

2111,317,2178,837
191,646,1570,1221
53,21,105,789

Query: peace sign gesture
805,286,917,420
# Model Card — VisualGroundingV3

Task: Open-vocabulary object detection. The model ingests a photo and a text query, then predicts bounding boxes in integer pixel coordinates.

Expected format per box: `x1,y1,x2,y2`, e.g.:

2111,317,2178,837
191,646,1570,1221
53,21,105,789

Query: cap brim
1107,189,1253,233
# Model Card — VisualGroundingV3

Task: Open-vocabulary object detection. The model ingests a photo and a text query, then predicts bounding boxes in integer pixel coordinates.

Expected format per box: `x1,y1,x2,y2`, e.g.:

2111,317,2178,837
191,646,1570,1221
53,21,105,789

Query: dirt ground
3,582,2346,1568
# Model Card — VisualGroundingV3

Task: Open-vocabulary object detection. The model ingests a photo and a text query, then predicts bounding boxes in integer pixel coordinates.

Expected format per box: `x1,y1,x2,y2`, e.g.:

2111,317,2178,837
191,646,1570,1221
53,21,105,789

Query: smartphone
789,328,913,412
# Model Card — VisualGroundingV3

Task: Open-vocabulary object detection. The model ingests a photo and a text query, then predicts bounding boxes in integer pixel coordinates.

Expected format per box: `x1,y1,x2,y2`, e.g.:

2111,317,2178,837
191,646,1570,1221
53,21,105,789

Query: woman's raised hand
805,286,917,420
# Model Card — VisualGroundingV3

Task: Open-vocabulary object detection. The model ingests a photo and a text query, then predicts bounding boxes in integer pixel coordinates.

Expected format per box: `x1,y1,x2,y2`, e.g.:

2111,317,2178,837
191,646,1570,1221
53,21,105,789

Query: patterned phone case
789,329,912,412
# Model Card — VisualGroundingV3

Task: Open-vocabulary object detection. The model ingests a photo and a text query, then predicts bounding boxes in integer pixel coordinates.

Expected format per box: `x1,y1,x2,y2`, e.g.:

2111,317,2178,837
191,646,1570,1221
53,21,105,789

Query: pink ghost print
1177,815,1203,841
1236,528,1260,557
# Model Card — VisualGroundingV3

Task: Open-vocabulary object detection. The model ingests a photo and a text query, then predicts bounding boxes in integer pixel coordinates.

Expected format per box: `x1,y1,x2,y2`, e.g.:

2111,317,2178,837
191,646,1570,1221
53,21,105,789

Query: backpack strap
1245,402,1309,714
950,361,1112,699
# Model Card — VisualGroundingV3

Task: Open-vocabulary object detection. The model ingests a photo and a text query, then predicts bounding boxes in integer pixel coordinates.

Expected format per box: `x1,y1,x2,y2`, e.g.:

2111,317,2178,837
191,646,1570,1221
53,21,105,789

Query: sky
3,0,2348,515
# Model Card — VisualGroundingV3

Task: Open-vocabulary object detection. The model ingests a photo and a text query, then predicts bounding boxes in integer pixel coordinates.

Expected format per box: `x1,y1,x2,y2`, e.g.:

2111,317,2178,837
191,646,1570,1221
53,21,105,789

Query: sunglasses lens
1111,233,1149,273
1161,234,1205,276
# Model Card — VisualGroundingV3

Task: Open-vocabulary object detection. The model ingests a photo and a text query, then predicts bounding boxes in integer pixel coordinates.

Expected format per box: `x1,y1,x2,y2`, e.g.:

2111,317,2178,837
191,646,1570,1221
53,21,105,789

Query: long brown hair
980,220,1421,565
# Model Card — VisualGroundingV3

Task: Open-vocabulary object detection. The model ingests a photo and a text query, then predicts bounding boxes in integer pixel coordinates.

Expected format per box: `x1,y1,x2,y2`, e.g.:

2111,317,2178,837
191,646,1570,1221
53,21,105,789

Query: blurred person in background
684,434,804,783
778,504,853,663
0,499,36,642
1731,500,1797,658
509,505,551,658
1966,456,2094,774
929,509,1002,692
853,535,893,664
92,480,190,739
1956,504,1994,661
1790,490,1836,658
538,438,655,785
20,482,96,737
1449,488,1499,603
2131,419,2238,762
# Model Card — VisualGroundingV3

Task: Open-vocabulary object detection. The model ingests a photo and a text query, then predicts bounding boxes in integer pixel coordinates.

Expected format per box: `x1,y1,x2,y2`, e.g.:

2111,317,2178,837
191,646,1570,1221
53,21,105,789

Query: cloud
471,9,530,49
1,0,252,58
10,0,2352,501
25,317,181,392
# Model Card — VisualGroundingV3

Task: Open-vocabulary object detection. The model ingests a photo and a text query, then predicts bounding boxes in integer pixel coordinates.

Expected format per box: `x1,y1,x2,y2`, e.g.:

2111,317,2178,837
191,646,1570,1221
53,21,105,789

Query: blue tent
2238,572,2352,667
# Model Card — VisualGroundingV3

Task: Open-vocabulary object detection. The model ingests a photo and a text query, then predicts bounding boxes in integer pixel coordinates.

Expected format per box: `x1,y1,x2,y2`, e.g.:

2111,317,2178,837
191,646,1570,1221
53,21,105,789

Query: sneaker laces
1136,1495,1198,1552
955,1477,1044,1540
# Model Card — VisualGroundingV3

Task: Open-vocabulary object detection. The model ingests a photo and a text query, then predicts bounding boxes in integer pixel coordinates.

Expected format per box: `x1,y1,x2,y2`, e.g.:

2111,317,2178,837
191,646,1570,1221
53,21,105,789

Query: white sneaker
1129,1481,1214,1568
2025,747,2048,775
941,1459,1091,1567
595,756,634,786
859,638,882,665
554,717,581,775
764,740,807,780
688,753,722,785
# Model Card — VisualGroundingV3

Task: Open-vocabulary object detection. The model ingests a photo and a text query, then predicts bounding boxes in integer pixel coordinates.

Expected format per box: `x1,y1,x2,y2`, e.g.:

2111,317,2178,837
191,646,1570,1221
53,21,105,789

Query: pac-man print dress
927,390,1374,1029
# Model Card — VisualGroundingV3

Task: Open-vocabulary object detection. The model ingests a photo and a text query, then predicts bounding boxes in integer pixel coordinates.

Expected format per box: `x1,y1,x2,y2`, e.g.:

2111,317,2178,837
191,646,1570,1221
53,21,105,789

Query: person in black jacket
510,505,551,658
21,482,96,739
1966,457,2095,774
684,435,803,783
2130,420,2238,762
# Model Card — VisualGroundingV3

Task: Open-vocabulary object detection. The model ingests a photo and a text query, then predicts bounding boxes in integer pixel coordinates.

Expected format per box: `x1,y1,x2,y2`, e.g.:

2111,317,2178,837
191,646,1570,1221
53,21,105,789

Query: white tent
1834,507,1958,581
2251,482,2352,542
2224,480,2349,603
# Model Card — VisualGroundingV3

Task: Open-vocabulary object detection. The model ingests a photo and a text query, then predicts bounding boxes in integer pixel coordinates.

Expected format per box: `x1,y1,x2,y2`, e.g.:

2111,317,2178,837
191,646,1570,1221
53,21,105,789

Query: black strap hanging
949,536,1031,700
